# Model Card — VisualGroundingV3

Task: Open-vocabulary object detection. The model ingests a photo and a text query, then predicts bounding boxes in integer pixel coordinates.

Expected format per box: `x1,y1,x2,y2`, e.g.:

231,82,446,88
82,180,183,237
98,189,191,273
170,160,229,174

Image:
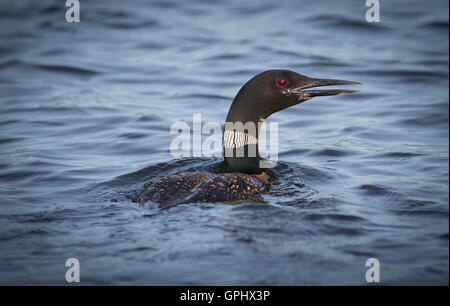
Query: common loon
135,70,360,208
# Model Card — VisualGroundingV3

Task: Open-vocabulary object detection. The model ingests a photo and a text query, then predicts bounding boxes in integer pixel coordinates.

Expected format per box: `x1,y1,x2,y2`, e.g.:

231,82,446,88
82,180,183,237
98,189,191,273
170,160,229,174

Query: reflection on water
0,0,448,285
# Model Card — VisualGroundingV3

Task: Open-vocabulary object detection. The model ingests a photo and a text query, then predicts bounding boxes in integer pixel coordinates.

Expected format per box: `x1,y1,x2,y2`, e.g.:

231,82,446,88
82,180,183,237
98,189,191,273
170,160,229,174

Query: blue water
0,0,448,285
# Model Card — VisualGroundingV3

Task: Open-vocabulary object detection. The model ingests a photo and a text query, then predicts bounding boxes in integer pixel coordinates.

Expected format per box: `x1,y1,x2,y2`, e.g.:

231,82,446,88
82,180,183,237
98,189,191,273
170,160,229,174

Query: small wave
118,132,148,140
94,9,133,19
319,225,367,237
279,148,310,157
85,15,158,30
421,20,449,30
39,5,61,15
0,59,102,77
397,113,448,127
136,114,163,122
230,3,276,15
204,53,246,61
38,48,72,56
357,184,399,198
0,169,52,182
180,93,232,101
0,59,22,69
391,208,448,218
375,152,423,159
306,14,390,31
0,137,24,145
303,213,366,222
33,64,101,76
135,42,167,50
310,147,356,158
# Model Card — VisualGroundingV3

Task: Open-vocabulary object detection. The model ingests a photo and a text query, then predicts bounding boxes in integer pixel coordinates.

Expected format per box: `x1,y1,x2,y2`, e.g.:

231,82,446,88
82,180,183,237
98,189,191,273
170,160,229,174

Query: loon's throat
222,117,264,173
222,129,258,149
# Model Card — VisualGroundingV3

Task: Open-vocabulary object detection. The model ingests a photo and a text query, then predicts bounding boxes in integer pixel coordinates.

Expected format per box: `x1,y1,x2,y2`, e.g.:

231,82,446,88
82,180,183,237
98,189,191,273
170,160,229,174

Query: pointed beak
289,77,361,100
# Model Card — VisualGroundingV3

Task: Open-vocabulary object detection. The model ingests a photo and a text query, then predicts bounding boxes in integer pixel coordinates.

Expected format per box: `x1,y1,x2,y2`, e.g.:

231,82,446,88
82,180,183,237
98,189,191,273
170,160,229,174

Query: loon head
226,69,361,124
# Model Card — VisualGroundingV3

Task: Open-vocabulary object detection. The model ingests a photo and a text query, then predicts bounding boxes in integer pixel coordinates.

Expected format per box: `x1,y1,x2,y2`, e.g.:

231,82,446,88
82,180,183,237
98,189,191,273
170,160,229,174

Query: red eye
278,79,287,87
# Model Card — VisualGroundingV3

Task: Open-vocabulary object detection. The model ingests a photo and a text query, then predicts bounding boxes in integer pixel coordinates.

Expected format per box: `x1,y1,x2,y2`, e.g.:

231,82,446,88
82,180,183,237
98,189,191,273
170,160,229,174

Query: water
0,0,448,285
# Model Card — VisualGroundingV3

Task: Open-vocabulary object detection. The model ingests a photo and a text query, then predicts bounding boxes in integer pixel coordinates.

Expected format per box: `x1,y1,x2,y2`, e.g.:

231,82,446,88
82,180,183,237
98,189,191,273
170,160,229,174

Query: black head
226,69,361,123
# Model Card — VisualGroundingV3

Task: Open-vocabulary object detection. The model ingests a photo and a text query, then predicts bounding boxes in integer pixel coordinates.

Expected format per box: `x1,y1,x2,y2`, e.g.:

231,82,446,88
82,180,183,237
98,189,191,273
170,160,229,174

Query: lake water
0,0,448,285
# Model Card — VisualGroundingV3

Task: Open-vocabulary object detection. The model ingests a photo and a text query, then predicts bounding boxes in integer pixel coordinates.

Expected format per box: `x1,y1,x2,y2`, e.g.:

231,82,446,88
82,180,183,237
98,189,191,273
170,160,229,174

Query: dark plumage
136,70,360,207
135,171,268,208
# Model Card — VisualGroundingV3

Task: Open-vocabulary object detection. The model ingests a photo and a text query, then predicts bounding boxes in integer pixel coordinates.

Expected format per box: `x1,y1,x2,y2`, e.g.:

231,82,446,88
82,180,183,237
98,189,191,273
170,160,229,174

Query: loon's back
135,171,267,208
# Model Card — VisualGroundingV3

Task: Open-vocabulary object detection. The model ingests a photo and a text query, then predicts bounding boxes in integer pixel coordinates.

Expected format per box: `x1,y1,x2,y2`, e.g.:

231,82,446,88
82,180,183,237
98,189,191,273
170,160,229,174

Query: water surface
0,0,448,285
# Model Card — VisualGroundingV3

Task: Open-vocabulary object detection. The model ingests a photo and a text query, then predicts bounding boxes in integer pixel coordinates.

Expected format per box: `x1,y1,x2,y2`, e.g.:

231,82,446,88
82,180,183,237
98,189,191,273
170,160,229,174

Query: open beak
289,77,361,100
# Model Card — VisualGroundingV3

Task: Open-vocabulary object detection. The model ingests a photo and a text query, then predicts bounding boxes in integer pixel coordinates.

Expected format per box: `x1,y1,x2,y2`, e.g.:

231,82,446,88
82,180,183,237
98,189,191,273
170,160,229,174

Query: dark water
0,0,448,285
